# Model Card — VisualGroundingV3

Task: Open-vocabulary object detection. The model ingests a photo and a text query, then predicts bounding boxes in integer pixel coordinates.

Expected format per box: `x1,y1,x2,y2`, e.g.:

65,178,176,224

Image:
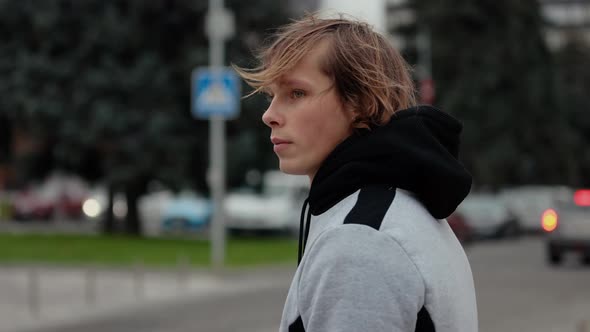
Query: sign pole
209,0,226,269
195,0,235,269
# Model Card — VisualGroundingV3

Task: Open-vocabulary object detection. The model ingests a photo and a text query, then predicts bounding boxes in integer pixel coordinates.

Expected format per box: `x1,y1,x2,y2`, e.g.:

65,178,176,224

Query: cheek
300,108,352,155
319,99,354,141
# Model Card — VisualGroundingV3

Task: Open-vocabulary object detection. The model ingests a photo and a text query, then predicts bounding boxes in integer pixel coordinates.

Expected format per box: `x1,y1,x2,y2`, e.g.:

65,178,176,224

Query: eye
290,90,305,99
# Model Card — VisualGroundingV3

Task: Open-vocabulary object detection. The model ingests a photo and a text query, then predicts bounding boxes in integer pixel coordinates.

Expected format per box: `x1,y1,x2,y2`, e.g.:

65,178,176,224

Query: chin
278,161,308,176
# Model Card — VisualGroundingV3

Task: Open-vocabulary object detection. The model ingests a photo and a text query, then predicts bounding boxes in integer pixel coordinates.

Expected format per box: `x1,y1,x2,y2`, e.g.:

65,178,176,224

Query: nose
262,102,283,128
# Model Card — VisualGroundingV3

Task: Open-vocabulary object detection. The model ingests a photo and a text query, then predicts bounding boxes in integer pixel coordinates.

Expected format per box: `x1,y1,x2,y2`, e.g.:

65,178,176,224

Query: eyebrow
278,78,312,88
264,77,313,95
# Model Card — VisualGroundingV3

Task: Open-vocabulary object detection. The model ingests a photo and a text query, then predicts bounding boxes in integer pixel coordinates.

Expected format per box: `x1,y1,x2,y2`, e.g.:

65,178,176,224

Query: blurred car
456,193,521,240
83,185,181,236
139,189,174,237
160,191,212,233
13,173,89,221
543,189,590,265
500,185,572,233
12,189,54,221
446,211,474,245
82,187,127,220
54,193,85,219
225,171,309,234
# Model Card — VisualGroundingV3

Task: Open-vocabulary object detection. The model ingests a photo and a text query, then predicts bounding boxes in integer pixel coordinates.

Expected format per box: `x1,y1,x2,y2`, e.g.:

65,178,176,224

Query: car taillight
542,209,558,232
574,189,590,207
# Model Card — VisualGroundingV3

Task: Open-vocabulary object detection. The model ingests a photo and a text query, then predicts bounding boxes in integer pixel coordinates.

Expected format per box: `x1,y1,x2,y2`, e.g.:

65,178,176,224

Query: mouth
271,137,292,145
271,137,292,153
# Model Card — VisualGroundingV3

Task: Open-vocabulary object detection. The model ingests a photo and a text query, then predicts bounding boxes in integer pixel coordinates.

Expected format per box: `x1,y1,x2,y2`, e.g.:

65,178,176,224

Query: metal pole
176,253,190,292
27,267,40,318
416,26,434,104
133,259,145,300
209,0,226,268
84,265,97,306
417,26,432,81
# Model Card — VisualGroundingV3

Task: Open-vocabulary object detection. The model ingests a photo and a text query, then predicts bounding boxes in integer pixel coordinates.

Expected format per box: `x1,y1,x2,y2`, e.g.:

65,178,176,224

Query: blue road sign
192,67,240,119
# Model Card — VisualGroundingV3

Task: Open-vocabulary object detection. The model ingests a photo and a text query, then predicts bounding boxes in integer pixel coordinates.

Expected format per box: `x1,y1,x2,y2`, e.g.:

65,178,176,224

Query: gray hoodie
280,106,478,332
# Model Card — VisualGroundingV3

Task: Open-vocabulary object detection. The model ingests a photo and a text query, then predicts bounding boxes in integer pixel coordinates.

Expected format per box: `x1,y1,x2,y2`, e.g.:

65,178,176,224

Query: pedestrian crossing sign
192,67,241,119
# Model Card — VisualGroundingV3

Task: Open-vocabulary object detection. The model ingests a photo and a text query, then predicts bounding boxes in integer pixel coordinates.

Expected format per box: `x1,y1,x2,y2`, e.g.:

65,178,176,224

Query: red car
12,190,54,221
447,211,474,245
11,189,84,221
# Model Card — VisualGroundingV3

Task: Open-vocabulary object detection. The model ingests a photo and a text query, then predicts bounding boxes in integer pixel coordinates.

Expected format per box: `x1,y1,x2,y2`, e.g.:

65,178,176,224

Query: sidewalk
0,264,295,332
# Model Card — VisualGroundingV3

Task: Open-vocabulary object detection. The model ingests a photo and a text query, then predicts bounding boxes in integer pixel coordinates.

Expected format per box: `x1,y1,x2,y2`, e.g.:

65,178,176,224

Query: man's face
262,40,355,181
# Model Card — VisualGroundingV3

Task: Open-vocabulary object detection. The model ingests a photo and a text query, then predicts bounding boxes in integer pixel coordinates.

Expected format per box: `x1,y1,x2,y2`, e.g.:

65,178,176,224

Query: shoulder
303,186,435,272
301,224,425,293
336,186,435,232
305,223,401,263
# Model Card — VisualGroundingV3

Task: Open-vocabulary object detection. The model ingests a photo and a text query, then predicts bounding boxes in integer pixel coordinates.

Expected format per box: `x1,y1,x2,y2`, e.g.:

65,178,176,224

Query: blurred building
288,0,320,16
384,0,590,51
385,0,414,50
541,0,590,49
319,0,388,32
290,0,400,37
292,0,590,105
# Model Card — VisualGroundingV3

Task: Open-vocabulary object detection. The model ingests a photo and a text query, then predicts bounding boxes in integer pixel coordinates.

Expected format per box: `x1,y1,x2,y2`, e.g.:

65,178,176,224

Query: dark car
544,189,590,265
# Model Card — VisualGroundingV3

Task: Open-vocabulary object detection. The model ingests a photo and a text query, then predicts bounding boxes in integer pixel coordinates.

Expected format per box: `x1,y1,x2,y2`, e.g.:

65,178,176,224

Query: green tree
406,0,577,187
0,0,289,234
555,35,590,186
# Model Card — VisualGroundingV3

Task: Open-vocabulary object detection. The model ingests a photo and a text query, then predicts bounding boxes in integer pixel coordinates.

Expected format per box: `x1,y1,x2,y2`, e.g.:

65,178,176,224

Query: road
469,236,590,332
12,236,590,332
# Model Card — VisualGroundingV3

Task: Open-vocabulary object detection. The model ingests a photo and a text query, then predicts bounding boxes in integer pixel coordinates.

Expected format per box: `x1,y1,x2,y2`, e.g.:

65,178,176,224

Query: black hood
307,105,472,219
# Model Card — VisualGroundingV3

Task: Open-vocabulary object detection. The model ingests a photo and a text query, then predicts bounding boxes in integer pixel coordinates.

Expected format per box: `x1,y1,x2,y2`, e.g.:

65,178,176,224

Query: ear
338,94,358,127
344,103,356,121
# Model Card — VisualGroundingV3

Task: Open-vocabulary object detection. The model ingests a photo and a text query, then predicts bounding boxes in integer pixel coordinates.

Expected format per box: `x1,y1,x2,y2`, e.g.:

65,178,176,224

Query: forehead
296,39,331,71
268,39,332,89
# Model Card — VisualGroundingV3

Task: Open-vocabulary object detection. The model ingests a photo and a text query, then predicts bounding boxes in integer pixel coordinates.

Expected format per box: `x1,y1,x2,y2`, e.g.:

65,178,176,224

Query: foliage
554,36,590,186
0,0,289,234
403,0,583,188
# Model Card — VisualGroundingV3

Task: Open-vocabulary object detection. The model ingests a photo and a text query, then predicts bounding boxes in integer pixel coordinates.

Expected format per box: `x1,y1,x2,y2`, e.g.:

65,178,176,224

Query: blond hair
234,14,416,128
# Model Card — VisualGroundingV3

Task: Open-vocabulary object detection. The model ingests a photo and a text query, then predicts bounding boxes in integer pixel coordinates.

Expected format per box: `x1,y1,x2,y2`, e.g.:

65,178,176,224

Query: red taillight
574,189,590,207
542,209,558,232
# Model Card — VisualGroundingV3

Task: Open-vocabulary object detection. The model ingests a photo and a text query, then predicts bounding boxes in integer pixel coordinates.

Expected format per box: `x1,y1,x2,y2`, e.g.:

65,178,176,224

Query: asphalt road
15,236,590,332
469,236,590,332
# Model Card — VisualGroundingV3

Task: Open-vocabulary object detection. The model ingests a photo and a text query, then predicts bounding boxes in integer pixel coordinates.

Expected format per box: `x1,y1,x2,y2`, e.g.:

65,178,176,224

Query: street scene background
1,0,590,331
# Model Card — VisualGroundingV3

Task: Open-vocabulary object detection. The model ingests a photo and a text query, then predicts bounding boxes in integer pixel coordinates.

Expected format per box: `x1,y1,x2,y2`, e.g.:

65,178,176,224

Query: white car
159,191,212,234
544,189,590,265
225,171,309,234
499,185,572,233
456,193,520,240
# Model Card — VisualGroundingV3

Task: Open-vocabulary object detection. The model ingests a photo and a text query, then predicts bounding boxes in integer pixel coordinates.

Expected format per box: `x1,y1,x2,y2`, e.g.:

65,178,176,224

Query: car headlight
83,199,101,218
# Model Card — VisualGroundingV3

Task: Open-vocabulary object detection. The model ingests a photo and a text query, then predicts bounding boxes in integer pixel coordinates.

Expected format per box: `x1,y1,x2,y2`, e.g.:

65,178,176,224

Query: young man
235,15,478,332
